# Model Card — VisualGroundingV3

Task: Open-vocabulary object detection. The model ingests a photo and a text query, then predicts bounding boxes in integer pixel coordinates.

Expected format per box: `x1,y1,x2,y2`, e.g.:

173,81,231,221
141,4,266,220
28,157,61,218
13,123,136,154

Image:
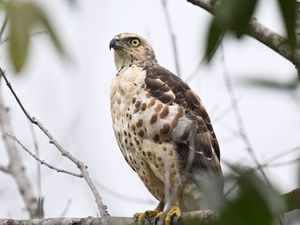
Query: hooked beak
109,38,121,50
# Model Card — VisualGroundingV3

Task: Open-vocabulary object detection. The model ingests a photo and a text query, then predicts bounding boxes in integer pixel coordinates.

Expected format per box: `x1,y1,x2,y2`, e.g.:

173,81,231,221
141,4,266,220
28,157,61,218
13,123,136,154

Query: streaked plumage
110,33,223,224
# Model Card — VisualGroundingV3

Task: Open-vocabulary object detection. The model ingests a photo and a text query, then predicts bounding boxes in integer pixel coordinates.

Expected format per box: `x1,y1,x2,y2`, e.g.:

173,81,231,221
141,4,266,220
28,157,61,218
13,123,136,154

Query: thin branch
0,30,48,45
161,0,181,76
220,44,270,184
0,16,8,41
187,0,300,69
219,46,285,225
95,181,155,205
7,134,83,178
261,157,300,169
0,67,109,217
0,164,10,174
0,75,40,218
29,123,43,217
60,199,72,217
262,146,300,166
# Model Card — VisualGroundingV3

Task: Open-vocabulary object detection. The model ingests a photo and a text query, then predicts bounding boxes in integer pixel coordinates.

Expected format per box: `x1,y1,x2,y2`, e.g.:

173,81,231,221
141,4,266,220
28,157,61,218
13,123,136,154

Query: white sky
0,0,299,220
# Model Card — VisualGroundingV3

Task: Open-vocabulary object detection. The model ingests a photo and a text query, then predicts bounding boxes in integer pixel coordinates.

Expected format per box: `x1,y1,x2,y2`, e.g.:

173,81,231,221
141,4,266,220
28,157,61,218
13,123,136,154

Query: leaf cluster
205,0,297,61
0,1,65,72
185,168,288,225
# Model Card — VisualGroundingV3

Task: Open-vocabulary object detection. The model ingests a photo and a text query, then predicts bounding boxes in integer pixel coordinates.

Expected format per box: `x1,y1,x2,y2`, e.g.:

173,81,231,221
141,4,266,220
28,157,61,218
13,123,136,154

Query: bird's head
110,33,157,70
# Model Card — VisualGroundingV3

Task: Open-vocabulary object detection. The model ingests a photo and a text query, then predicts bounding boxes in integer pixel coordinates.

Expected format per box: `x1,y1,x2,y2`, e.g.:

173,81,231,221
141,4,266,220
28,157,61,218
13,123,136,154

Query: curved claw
134,210,160,225
157,205,182,225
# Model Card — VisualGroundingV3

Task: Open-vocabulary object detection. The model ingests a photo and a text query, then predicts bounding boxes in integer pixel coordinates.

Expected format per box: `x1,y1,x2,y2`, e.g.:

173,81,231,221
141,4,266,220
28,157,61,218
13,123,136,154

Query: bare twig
0,67,109,217
161,0,181,76
95,182,155,205
7,134,83,178
220,44,271,184
262,146,300,166
0,16,8,41
29,124,42,194
0,76,41,218
0,30,48,45
261,157,300,169
29,123,44,217
60,199,72,217
187,0,300,69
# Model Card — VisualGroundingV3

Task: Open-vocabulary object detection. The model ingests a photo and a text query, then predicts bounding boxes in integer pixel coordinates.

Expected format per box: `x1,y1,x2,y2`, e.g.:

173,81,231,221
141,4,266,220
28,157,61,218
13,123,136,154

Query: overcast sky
0,0,299,220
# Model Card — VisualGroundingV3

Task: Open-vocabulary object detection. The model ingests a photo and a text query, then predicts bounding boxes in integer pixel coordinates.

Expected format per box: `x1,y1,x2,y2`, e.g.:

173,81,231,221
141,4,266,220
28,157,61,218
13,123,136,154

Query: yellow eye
129,38,140,47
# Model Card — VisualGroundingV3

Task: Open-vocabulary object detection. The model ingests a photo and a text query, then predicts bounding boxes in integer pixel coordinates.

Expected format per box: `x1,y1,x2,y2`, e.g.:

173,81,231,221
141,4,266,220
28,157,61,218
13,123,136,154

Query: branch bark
187,0,300,68
0,210,216,225
0,76,41,218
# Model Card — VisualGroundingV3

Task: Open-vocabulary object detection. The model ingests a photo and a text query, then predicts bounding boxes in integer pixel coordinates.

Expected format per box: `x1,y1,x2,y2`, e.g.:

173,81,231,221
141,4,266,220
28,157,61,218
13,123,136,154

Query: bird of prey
110,33,223,225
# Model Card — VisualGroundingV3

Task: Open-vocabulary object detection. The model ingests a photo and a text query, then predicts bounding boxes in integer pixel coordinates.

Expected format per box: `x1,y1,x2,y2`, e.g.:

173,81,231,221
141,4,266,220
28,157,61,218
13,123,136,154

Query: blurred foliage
237,76,300,91
184,168,287,225
216,169,285,225
0,0,65,72
205,0,298,61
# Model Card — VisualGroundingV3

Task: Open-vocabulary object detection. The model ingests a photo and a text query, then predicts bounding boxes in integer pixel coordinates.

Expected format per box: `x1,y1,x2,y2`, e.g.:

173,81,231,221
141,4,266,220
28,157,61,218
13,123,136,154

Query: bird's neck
114,52,158,71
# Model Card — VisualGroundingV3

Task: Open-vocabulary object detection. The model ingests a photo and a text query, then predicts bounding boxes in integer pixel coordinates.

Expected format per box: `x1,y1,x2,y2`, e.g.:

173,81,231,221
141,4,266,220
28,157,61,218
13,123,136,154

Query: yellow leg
134,201,164,225
157,200,181,225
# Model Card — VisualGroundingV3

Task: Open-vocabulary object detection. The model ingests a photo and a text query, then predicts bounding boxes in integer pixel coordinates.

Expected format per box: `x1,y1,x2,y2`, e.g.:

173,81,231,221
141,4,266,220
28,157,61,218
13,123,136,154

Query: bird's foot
134,210,161,225
134,201,164,225
156,204,182,225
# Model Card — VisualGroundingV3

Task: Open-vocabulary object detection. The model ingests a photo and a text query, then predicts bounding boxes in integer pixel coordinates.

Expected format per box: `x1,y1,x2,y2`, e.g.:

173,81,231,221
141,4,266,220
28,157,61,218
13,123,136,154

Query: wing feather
145,66,222,180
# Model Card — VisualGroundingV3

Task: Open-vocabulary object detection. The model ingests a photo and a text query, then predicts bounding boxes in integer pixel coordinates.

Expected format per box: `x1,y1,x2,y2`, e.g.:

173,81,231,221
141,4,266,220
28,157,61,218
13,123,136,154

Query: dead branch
7,134,83,178
0,210,216,225
0,76,41,218
0,67,109,217
187,0,300,68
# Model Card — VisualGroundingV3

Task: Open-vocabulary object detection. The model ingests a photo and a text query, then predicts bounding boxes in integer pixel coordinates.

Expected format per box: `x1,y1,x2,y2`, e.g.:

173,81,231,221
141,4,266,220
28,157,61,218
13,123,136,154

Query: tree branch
0,67,109,217
0,76,41,218
7,134,83,178
187,0,300,68
0,210,216,225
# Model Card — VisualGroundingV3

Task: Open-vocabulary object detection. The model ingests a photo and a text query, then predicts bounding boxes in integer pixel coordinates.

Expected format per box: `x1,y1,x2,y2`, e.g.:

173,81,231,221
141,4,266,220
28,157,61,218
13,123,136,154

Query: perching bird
110,33,223,225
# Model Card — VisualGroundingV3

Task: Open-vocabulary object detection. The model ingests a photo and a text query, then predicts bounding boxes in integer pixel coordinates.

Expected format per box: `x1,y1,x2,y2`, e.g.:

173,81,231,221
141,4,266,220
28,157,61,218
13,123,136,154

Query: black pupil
132,40,137,45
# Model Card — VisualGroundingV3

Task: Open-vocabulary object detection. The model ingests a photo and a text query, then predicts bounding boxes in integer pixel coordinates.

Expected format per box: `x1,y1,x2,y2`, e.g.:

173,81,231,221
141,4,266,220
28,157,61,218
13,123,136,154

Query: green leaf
277,0,297,48
217,170,285,225
3,1,65,72
5,2,32,72
205,19,224,62
215,0,258,37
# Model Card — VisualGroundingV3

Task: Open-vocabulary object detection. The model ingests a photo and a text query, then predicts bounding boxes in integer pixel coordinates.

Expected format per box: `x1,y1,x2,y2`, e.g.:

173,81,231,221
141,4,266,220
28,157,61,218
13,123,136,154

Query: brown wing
145,66,222,181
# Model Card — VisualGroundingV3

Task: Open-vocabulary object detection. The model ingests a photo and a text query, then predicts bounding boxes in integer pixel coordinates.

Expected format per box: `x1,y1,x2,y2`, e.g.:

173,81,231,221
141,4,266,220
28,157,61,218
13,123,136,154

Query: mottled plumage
110,33,223,224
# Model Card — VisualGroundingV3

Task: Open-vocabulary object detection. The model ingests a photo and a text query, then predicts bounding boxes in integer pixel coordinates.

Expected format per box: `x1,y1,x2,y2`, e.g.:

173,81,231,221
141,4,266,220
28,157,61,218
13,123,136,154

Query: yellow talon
164,205,181,225
134,210,160,225
134,201,164,225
